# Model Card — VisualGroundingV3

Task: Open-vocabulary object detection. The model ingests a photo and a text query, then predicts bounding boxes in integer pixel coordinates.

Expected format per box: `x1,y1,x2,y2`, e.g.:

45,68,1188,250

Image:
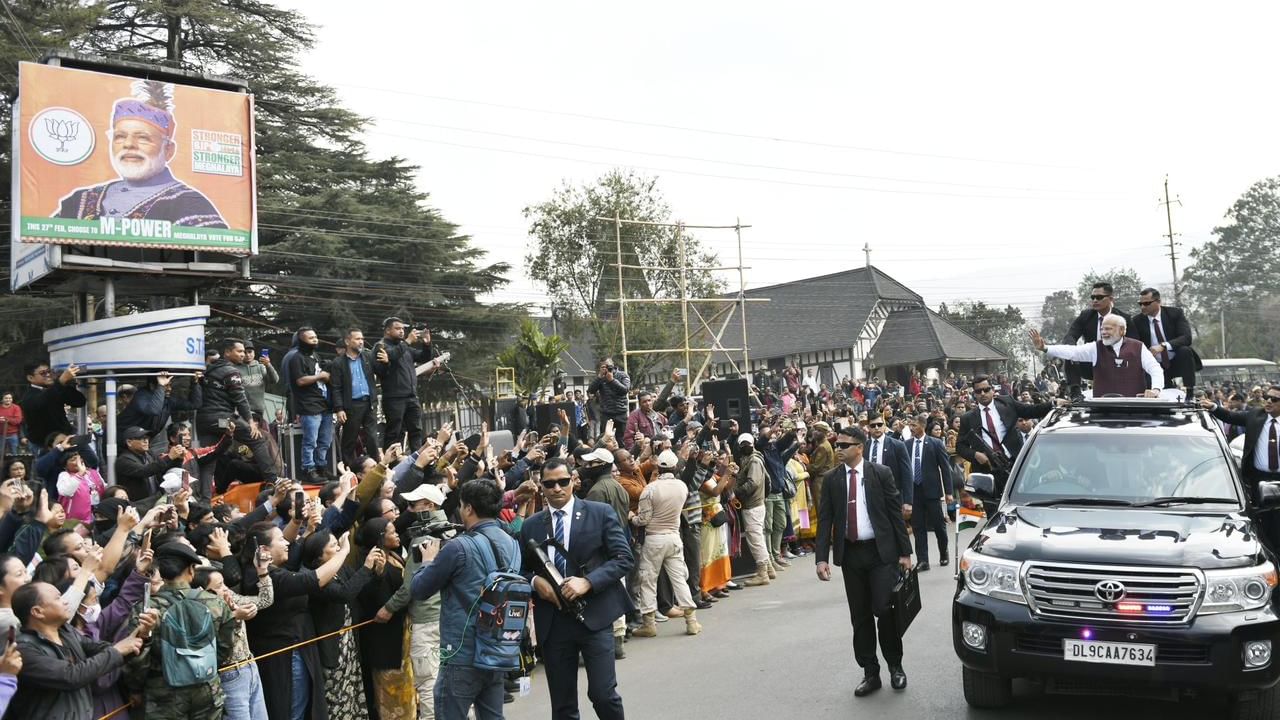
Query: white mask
79,603,101,625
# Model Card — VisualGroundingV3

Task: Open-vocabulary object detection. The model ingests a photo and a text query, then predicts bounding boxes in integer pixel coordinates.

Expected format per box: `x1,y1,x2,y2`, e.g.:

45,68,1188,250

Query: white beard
1101,335,1123,348
111,149,168,183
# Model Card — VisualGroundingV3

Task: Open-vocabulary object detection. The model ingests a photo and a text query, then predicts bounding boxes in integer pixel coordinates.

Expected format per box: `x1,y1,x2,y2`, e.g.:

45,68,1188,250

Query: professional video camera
406,514,463,546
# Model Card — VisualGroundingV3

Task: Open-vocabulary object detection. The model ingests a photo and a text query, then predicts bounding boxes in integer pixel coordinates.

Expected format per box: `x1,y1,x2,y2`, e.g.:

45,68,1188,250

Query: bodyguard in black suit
1060,282,1137,387
956,376,1056,514
905,415,955,570
863,417,914,510
1134,288,1202,394
520,458,633,719
816,425,913,697
330,328,382,466
1204,391,1280,548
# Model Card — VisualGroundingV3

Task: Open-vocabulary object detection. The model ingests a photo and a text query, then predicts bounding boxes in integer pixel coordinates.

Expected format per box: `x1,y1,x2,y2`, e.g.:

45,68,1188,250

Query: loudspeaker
701,378,750,433
490,398,521,434
534,402,576,435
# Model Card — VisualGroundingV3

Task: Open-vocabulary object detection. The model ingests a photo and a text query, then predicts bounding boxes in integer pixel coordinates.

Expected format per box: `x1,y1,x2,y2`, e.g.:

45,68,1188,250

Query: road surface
505,528,1232,718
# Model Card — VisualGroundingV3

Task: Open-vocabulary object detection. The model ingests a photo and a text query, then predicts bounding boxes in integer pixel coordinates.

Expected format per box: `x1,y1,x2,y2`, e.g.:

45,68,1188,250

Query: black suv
953,398,1280,719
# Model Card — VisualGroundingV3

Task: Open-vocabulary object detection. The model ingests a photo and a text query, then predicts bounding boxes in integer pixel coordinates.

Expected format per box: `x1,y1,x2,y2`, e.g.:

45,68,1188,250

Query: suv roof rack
1073,397,1190,413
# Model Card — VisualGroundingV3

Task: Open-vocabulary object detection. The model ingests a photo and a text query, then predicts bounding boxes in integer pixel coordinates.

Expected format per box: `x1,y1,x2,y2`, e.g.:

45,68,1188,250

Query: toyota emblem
1095,580,1127,603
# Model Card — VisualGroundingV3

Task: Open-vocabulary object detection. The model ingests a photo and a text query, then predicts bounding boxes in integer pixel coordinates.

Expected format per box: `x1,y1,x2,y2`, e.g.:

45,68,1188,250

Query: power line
364,117,1121,196
326,82,1090,171
370,131,1107,201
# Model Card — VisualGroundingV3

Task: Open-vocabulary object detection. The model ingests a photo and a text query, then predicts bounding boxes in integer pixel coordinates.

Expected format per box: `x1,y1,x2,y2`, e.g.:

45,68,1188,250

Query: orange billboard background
18,62,254,238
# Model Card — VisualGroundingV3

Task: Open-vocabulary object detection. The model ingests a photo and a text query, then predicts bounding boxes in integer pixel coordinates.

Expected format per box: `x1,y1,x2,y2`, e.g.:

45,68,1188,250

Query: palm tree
496,319,570,398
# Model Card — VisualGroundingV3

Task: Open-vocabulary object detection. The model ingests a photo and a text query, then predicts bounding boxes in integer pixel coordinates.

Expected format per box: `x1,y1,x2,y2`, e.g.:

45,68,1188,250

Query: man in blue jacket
411,478,519,720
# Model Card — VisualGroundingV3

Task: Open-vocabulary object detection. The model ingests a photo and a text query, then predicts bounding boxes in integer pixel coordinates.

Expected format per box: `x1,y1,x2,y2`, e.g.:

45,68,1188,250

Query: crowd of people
0,292,1273,719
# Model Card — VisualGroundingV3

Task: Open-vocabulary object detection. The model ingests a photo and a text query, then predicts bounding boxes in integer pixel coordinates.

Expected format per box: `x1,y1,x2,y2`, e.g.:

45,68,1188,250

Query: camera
412,323,430,332
216,418,231,430
406,515,463,548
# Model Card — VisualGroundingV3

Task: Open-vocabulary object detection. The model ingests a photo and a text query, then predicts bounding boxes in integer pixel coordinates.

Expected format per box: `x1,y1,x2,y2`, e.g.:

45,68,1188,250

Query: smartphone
247,537,258,564
181,470,191,491
294,491,305,511
6,626,14,645
217,418,230,430
142,582,151,609
260,348,269,358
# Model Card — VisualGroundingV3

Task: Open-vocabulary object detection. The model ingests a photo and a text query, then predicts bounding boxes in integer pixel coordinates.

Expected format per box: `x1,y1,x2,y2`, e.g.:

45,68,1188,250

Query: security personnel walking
128,542,237,720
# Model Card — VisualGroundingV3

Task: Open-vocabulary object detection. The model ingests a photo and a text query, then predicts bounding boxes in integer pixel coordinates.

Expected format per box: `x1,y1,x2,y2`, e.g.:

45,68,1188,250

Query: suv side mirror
967,473,997,502
1257,482,1280,509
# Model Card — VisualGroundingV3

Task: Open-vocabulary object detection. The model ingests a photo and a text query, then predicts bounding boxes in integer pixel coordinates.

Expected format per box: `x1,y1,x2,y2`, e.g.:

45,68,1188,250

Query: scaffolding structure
596,213,768,398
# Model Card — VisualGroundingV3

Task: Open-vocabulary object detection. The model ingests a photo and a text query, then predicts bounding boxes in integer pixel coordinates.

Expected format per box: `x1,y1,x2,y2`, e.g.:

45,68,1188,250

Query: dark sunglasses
867,422,885,428
974,386,994,393
1138,300,1156,306
541,478,573,489
1090,294,1109,300
834,441,862,449
1265,396,1280,404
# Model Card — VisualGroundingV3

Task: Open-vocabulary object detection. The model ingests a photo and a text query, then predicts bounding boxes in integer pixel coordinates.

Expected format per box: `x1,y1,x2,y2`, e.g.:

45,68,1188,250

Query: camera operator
386,482,450,718
588,358,631,447
411,478,519,720
374,317,434,451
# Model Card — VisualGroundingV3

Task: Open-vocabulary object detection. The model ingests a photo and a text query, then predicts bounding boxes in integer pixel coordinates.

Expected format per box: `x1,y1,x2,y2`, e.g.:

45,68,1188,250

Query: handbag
892,567,922,637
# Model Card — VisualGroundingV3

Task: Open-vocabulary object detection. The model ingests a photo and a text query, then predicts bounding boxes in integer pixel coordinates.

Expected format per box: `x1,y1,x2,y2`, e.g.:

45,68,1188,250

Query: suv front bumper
953,588,1280,692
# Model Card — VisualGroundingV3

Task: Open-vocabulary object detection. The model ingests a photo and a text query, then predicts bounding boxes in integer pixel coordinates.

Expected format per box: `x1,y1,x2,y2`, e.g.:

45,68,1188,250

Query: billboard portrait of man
52,79,227,229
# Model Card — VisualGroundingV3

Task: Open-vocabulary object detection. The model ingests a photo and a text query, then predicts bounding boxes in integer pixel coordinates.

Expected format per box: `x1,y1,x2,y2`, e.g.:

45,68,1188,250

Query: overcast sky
280,1,1279,321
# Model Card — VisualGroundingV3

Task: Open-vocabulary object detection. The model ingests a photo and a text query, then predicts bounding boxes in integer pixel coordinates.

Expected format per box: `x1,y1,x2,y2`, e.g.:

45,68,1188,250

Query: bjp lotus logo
45,116,80,152
29,107,95,166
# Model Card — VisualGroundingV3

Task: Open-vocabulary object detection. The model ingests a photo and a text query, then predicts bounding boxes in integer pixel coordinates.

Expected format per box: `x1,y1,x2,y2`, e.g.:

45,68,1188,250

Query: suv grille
1024,562,1202,625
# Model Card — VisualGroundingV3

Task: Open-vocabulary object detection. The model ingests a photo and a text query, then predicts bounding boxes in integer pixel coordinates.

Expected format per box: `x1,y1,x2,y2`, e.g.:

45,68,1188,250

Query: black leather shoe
890,666,907,690
917,562,931,572
695,599,713,610
939,555,950,567
854,675,882,697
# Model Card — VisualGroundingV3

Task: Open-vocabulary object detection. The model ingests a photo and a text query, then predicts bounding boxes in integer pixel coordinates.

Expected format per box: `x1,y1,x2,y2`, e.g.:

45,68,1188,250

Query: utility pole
1160,176,1183,305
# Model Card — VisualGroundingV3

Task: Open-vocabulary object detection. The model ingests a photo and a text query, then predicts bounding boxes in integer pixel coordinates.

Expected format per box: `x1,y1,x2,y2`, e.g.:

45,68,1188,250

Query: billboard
14,62,256,255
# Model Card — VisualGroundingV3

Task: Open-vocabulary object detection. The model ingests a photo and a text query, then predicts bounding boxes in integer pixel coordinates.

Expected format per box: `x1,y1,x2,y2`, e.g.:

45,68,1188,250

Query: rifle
525,538,588,625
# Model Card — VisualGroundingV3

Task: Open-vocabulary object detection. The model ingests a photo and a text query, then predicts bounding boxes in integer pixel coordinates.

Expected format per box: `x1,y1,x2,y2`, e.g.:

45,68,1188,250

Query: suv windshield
1008,431,1238,507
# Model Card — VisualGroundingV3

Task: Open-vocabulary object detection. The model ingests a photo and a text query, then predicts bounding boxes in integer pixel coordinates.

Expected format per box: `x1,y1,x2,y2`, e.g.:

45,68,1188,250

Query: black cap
122,426,149,441
156,542,202,565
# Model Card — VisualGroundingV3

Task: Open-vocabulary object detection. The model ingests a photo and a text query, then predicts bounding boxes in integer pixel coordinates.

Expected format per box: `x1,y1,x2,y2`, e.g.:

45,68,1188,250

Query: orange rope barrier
94,618,378,720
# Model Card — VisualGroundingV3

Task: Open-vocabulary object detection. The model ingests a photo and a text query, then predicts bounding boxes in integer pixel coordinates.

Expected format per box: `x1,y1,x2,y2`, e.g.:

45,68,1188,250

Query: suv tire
963,666,1012,708
1230,685,1280,720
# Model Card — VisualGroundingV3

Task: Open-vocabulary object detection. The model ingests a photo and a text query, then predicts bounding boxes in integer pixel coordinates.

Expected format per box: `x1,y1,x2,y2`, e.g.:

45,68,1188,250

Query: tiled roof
868,306,1008,366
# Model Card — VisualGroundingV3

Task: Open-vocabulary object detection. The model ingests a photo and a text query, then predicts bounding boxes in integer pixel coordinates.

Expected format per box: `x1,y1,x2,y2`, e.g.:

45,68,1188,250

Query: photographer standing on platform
375,318,433,452
588,358,631,447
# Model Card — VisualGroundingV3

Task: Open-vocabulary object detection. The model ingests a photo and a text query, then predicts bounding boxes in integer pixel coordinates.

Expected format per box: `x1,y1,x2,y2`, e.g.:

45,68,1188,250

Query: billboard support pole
102,277,117,486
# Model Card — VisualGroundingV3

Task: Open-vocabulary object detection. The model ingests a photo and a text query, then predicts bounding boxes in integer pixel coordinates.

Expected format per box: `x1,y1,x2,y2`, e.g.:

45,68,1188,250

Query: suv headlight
1201,563,1278,615
960,550,1026,605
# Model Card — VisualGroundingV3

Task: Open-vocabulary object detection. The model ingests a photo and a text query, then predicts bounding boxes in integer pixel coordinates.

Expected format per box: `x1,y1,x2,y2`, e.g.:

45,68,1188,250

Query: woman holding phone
241,520,350,720
302,528,379,720
354,517,413,719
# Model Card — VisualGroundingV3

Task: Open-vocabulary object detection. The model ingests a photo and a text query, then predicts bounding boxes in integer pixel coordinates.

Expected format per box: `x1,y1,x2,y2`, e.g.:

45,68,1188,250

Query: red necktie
846,466,859,542
984,406,1004,457
1269,420,1278,473
1153,319,1170,369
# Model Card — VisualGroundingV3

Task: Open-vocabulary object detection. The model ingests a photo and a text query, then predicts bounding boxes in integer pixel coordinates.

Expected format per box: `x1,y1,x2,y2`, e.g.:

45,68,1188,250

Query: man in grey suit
815,425,913,698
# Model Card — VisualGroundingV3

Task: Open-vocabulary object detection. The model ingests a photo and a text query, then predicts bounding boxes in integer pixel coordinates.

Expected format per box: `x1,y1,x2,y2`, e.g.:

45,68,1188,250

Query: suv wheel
962,666,1012,708
1231,685,1280,720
